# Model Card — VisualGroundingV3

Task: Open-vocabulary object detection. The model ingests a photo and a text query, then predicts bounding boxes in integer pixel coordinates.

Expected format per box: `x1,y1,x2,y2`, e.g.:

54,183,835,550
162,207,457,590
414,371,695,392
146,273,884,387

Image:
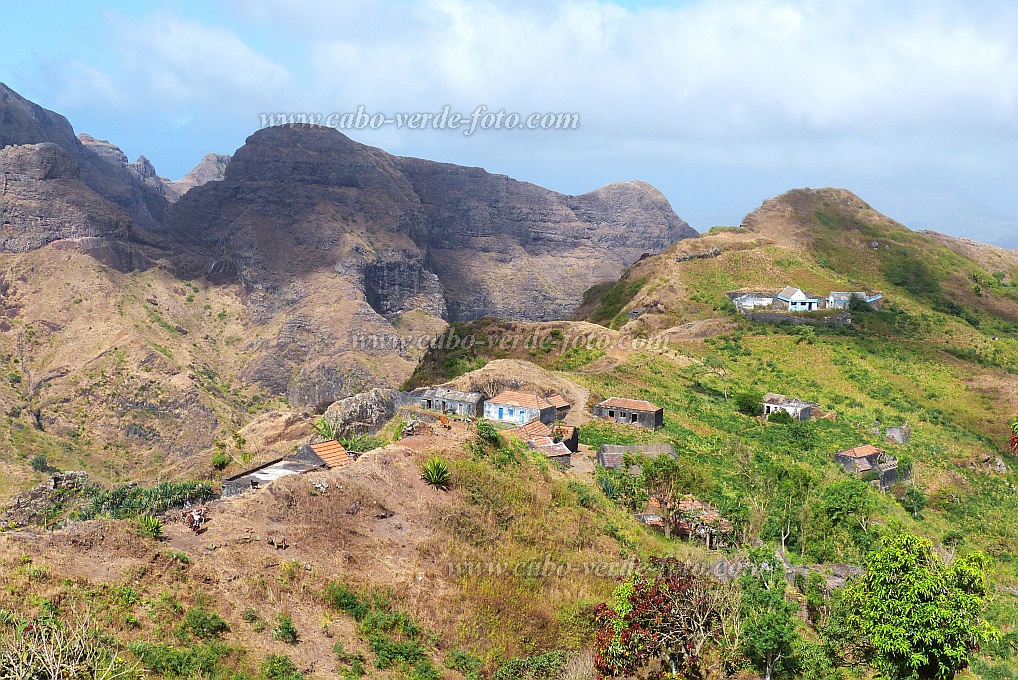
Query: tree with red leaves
593,558,740,679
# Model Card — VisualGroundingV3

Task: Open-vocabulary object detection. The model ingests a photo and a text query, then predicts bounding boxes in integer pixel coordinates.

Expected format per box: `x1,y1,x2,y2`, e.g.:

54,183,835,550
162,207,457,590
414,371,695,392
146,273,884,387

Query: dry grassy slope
581,187,1018,338
0,426,694,677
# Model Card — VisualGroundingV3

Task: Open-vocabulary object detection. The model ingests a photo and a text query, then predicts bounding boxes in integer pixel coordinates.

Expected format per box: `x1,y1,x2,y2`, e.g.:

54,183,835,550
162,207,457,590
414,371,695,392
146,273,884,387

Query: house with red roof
592,397,663,429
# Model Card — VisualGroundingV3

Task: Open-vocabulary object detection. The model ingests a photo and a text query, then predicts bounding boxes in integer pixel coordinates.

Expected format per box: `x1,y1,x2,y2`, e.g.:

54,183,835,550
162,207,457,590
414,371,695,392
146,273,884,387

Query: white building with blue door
483,390,557,426
776,286,820,312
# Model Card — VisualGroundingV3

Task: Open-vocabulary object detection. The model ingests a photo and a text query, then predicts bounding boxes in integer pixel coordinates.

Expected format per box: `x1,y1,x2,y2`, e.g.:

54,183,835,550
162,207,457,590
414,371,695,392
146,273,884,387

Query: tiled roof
488,390,553,410
837,444,884,459
598,397,660,412
546,394,570,409
507,420,553,439
310,440,354,468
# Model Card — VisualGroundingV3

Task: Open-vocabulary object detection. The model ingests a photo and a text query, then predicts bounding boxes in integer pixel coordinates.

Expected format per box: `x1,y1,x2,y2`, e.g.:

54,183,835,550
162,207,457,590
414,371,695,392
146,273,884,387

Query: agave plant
421,458,451,490
137,514,163,540
313,416,341,441
599,477,620,500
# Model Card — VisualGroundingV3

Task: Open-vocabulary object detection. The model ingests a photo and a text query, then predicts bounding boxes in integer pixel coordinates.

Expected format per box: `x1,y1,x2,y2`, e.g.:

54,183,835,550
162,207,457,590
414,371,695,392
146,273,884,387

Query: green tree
734,387,764,416
844,533,998,680
739,549,798,680
694,355,731,401
641,455,684,538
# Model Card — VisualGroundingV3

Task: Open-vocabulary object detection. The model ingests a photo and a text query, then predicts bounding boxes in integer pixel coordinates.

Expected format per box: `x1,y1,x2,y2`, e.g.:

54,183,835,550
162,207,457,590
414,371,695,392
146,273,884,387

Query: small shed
528,436,572,467
777,286,820,312
222,458,322,497
546,394,571,421
483,391,556,425
593,397,663,429
410,386,484,417
596,443,676,469
762,393,818,421
295,440,354,468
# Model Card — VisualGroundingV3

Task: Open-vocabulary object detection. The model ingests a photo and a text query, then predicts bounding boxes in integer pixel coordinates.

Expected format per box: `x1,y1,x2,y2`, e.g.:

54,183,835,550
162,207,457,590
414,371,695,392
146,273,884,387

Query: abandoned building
826,291,884,310
483,391,557,425
508,420,578,452
409,386,485,417
222,458,322,497
730,292,775,312
833,444,900,490
777,286,820,312
885,422,911,444
593,397,664,429
596,443,676,469
762,393,819,421
527,436,572,466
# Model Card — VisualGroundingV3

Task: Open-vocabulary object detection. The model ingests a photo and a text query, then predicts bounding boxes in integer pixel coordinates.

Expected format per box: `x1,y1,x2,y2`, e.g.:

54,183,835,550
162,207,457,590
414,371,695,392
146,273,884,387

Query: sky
2,0,1018,246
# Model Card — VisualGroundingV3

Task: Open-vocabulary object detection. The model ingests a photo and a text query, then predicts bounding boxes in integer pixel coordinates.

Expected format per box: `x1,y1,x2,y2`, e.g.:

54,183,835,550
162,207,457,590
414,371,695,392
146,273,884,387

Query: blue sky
3,0,1018,245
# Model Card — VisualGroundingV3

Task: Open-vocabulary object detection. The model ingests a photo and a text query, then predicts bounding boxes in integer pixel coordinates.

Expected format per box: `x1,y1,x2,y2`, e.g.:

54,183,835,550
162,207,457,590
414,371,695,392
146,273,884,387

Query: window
608,410,615,418
632,413,638,423
509,408,514,416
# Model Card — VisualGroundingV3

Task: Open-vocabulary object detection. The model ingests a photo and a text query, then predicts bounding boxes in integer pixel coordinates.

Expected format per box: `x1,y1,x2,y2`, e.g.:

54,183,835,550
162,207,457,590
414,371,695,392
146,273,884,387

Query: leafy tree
593,558,739,679
739,549,798,680
734,388,764,417
844,533,998,680
822,479,875,535
693,355,731,401
641,455,684,538
899,486,927,519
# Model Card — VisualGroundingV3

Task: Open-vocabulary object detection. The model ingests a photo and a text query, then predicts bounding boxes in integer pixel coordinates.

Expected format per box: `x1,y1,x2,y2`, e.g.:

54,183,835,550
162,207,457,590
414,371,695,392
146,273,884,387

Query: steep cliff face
165,125,695,322
0,83,167,229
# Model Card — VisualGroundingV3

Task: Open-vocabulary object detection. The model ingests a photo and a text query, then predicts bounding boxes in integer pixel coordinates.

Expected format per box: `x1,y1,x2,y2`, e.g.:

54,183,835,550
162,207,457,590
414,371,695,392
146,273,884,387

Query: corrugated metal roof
310,440,354,468
412,386,484,403
599,397,660,412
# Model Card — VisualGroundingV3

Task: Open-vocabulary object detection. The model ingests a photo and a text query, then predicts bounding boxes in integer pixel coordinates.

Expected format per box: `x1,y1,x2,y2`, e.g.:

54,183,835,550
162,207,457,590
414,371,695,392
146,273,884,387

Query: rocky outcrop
0,143,133,252
167,152,230,196
321,388,400,437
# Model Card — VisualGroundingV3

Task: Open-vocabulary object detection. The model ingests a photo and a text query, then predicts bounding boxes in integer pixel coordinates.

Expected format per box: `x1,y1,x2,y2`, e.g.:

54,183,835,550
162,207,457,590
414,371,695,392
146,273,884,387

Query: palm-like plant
313,416,341,441
421,458,451,490
137,514,163,540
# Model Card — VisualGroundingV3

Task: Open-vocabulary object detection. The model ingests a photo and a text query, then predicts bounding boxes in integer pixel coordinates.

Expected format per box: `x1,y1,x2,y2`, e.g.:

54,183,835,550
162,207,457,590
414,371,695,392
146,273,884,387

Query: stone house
546,394,571,420
596,443,676,469
777,286,820,312
826,291,883,310
409,386,484,417
762,393,818,421
527,436,572,467
833,444,899,490
593,397,664,429
483,390,557,425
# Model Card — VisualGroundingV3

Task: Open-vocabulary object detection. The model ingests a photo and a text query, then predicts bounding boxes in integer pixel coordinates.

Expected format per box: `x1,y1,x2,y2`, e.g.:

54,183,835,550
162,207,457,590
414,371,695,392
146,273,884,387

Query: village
219,369,914,551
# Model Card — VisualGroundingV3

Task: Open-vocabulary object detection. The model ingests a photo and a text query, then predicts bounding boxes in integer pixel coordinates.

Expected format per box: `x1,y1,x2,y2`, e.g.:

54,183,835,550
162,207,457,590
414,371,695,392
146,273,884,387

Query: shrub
312,417,340,441
181,607,229,640
475,420,501,444
325,581,369,621
129,641,228,678
1,617,137,679
137,515,163,540
342,434,386,452
30,454,51,473
211,451,231,470
421,458,451,490
272,614,299,644
260,654,304,680
734,388,763,416
369,634,427,669
767,410,794,425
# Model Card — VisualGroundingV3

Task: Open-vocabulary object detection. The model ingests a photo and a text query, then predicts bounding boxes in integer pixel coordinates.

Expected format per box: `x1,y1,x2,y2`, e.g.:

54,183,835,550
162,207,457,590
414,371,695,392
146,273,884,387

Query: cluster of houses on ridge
731,287,883,313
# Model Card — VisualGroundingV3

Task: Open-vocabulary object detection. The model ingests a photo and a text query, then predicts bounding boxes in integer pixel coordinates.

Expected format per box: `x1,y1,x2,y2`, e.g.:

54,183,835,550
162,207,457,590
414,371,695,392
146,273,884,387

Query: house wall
592,405,663,429
484,402,554,424
417,396,482,416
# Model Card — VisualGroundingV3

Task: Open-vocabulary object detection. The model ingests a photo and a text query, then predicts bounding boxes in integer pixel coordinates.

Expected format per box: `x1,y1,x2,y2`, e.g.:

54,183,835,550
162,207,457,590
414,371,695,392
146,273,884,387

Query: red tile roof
599,397,660,412
546,394,570,409
837,444,884,459
488,390,553,410
309,440,353,468
508,420,553,439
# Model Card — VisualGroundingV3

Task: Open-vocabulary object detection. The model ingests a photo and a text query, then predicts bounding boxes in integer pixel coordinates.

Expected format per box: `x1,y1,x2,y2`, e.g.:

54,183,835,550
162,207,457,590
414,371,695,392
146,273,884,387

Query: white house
483,391,557,425
762,393,819,421
776,286,820,312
